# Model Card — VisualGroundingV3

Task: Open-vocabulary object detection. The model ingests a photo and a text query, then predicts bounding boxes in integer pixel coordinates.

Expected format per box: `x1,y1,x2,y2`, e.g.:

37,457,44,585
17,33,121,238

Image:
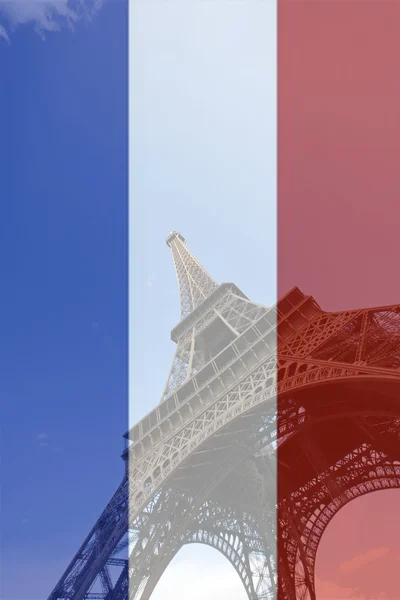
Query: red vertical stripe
279,0,400,309
278,1,400,597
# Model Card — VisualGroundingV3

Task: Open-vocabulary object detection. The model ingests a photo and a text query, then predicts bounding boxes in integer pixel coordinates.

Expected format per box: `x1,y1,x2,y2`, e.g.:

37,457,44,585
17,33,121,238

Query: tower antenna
166,231,218,319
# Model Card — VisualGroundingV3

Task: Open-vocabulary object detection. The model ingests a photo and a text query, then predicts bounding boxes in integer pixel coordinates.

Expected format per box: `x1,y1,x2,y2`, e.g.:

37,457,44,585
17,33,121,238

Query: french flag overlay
1,2,399,600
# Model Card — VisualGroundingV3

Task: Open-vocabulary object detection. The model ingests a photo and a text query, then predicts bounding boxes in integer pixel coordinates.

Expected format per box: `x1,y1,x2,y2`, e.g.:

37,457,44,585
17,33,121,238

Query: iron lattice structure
48,232,400,600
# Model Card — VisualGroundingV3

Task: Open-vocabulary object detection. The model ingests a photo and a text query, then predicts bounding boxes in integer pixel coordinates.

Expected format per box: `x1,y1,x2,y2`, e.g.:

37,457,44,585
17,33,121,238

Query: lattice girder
166,231,218,320
161,284,270,401
47,233,400,600
127,473,277,600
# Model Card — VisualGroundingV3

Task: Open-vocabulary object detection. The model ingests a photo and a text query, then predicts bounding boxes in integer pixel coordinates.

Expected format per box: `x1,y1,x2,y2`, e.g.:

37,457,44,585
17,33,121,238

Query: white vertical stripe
129,1,277,597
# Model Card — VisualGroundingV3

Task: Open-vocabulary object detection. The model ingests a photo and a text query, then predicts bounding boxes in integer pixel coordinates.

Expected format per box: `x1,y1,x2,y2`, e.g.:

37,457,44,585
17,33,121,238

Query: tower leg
127,499,276,600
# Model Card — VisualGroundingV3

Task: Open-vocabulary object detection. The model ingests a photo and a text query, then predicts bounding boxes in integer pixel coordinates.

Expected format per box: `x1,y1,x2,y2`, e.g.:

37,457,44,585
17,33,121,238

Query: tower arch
46,234,400,600
276,374,400,600
150,544,248,600
315,488,400,599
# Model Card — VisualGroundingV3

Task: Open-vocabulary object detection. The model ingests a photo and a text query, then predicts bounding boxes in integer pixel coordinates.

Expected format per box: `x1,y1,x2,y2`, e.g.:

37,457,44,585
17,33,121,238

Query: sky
1,1,400,599
1,1,274,598
279,2,400,598
130,2,275,597
0,2,128,598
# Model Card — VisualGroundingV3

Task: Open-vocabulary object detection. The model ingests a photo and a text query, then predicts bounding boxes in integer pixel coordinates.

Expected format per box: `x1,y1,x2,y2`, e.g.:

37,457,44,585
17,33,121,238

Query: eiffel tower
48,232,400,600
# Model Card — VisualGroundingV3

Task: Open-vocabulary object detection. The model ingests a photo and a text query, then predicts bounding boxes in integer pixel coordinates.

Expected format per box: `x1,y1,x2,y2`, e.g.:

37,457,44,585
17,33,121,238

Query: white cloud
316,576,366,599
36,432,49,447
151,546,247,600
339,547,390,575
0,21,9,41
146,273,156,288
0,0,102,40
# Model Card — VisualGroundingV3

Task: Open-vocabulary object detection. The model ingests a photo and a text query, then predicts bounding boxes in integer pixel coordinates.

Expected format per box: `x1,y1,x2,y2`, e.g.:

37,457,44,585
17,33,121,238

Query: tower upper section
166,231,218,319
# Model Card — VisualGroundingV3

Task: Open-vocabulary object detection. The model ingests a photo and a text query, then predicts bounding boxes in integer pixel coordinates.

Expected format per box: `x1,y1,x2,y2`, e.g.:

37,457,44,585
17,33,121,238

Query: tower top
166,230,186,247
166,231,218,319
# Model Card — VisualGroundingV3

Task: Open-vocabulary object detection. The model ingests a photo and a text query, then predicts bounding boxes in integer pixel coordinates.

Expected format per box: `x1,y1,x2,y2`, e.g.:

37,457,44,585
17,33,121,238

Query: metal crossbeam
47,233,400,600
